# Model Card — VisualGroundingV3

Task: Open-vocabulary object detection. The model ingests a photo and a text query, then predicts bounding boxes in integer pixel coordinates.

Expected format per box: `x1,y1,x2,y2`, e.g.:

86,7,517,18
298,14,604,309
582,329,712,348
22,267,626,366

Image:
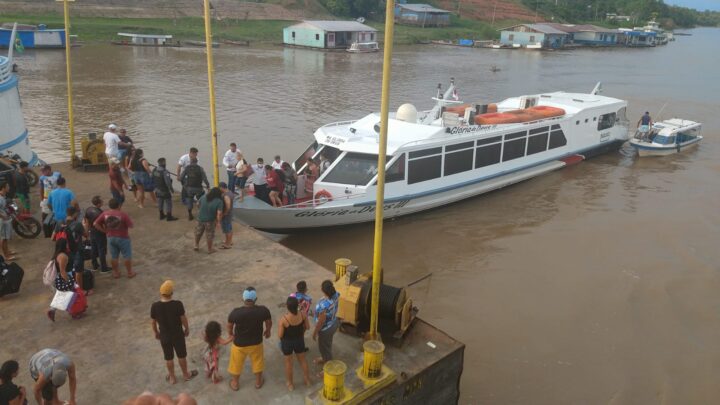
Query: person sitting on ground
151,280,198,385
108,158,126,206
46,239,77,322
84,196,111,273
12,161,31,214
202,321,233,384
179,158,209,221
290,280,313,318
0,359,27,405
28,349,77,405
218,182,234,249
194,187,223,254
278,296,311,391
313,280,340,366
271,155,285,170
152,158,178,222
47,177,79,224
281,162,298,206
227,287,272,392
93,198,136,279
0,183,15,261
129,148,157,209
234,153,250,202
265,165,284,208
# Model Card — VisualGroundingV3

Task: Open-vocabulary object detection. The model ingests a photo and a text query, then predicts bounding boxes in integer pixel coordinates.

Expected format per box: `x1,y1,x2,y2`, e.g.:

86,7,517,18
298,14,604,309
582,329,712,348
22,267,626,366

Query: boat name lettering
293,200,411,217
599,131,610,142
448,125,496,135
324,135,347,146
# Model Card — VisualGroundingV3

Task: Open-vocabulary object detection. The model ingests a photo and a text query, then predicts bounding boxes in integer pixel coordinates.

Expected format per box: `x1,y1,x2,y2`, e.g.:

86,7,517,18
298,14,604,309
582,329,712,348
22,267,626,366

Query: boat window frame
597,112,616,131
407,146,443,185
320,151,382,187
444,142,474,176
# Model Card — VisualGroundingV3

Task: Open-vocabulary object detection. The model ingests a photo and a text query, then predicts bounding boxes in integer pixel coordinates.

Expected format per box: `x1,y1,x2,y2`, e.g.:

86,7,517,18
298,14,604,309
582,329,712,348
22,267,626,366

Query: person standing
250,158,269,204
84,196,110,273
179,158,209,221
278,296,311,391
194,187,223,254
93,198,136,279
281,162,298,206
271,155,285,170
152,158,178,221
47,177,79,224
117,128,134,170
28,349,77,405
312,280,340,366
108,158,126,206
46,239,77,322
103,123,123,160
176,147,199,179
58,206,90,294
265,165,284,208
234,153,250,202
218,182,234,249
0,360,27,405
637,111,653,140
0,183,15,261
222,143,239,193
227,287,272,391
39,165,61,236
151,280,198,385
12,161,30,214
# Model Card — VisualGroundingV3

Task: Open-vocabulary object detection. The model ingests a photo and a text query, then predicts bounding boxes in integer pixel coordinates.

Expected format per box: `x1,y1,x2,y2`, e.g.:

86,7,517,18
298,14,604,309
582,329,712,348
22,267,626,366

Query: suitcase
0,262,24,297
82,269,95,291
68,287,87,317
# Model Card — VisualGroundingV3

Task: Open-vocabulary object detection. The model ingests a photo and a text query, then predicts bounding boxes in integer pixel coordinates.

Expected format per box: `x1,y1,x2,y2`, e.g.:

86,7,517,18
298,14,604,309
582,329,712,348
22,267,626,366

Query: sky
665,0,720,11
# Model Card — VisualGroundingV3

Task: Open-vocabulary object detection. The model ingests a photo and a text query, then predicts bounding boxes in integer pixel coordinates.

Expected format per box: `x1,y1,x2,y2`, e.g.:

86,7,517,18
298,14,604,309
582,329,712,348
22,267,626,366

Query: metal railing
280,190,367,209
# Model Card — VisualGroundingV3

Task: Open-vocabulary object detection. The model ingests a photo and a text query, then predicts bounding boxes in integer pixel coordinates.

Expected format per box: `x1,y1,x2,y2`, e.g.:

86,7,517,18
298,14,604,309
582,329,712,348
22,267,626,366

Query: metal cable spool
358,281,404,324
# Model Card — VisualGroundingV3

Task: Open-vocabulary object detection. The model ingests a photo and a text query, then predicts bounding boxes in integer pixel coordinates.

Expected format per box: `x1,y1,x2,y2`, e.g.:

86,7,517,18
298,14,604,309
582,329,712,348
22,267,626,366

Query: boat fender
315,189,333,203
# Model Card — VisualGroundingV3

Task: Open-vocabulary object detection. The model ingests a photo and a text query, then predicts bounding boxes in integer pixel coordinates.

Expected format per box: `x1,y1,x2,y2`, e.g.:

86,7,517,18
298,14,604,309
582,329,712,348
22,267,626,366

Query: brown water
16,28,720,403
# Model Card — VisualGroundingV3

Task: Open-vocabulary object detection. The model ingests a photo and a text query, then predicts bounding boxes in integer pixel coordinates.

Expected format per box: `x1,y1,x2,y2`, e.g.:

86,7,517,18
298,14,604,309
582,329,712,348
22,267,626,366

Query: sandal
220,244,230,249
255,377,264,389
184,370,198,381
229,380,239,391
127,271,137,279
47,309,56,322
286,382,294,391
165,375,176,385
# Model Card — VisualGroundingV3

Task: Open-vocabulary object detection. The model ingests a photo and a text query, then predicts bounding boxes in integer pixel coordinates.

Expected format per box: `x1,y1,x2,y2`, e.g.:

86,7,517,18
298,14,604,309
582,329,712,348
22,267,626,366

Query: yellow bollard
362,340,385,379
323,360,347,401
335,258,351,281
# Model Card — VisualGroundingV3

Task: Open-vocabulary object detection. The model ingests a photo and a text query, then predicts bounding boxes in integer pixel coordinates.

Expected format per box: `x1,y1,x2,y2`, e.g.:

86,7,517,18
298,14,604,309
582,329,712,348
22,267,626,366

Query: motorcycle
0,151,39,186
7,201,41,238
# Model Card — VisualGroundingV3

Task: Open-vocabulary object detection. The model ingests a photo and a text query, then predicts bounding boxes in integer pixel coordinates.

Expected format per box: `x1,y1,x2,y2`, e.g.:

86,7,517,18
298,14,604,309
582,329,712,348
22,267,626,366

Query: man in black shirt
150,280,197,385
226,287,272,391
84,196,110,273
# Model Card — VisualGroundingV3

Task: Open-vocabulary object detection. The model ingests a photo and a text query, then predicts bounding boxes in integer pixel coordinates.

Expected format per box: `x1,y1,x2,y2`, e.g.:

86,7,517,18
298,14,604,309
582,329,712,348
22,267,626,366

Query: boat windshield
321,152,378,186
653,135,676,145
293,141,318,171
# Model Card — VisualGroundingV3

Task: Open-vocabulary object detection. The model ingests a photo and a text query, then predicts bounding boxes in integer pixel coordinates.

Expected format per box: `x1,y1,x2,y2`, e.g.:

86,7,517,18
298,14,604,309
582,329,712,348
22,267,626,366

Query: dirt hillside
437,0,536,22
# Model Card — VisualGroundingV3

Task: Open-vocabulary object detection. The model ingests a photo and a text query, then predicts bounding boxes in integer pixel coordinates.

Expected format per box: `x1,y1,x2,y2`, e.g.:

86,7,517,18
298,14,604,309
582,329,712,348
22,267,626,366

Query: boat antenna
7,23,18,62
655,100,669,122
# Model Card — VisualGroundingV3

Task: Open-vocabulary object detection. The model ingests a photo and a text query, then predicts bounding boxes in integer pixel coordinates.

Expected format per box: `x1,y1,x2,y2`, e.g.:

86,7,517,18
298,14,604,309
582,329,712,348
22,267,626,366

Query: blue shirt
291,291,313,317
641,114,651,125
314,292,339,331
48,188,75,222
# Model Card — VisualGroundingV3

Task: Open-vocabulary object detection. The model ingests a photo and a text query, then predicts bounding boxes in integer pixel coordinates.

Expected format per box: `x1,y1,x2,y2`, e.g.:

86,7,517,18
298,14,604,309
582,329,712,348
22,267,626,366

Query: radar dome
396,103,418,123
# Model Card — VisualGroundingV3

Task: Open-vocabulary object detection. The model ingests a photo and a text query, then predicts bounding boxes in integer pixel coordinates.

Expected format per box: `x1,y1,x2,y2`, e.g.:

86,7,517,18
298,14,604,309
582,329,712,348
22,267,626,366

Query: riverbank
0,13,507,44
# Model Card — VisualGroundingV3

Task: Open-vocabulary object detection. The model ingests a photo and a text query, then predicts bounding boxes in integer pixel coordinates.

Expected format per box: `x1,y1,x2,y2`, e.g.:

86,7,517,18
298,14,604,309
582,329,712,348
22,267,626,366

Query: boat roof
288,21,377,32
117,33,173,39
315,91,626,155
397,4,450,13
654,118,701,135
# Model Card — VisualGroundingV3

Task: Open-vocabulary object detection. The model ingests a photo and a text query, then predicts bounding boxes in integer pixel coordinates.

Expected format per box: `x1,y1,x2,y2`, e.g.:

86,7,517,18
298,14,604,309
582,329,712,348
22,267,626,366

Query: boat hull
629,137,701,156
0,57,41,165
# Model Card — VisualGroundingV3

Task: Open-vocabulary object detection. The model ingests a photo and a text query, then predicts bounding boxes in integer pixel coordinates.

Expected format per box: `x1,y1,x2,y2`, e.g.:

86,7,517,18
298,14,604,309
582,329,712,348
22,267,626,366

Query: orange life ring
314,189,333,202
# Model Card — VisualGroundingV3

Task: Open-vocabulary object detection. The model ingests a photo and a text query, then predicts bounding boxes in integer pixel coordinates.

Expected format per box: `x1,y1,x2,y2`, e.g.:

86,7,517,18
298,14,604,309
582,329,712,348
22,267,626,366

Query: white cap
108,123,117,130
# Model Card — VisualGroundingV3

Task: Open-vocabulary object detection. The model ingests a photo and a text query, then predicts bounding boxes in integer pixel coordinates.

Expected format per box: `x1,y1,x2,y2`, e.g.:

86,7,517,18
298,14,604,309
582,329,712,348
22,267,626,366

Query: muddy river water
15,27,720,403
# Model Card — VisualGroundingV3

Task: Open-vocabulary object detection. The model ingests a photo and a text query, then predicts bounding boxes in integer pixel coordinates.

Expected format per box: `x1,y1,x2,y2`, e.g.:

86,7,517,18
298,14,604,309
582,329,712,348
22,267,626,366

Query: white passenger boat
628,119,702,157
347,42,379,53
235,80,630,232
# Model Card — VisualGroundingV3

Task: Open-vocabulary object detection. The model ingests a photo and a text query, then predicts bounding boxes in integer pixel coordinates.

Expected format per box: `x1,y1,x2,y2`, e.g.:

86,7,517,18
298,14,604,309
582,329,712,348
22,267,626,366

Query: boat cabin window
527,132,549,155
653,135,676,145
444,142,474,176
549,128,567,149
503,131,527,162
385,154,406,183
475,137,502,168
293,141,319,172
408,148,442,185
597,112,616,131
322,152,379,186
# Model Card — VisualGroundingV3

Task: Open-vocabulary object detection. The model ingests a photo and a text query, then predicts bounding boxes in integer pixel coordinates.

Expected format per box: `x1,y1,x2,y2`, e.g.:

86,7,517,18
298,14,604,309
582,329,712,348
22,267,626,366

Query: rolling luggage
0,262,24,297
68,287,87,317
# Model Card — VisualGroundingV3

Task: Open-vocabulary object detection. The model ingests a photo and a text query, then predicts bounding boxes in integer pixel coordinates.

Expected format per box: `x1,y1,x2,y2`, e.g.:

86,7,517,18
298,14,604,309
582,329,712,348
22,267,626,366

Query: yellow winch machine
79,132,108,171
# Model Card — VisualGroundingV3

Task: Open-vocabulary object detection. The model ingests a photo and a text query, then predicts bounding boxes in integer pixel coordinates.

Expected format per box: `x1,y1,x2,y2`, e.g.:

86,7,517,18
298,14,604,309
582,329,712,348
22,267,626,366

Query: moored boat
347,41,379,53
183,40,220,48
111,33,179,47
0,23,66,49
629,119,702,156
234,80,630,232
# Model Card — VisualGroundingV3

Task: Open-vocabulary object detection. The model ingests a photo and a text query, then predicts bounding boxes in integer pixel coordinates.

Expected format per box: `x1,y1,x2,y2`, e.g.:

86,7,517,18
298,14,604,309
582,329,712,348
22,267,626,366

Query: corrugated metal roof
498,24,568,35
543,23,618,34
397,3,450,13
291,20,377,32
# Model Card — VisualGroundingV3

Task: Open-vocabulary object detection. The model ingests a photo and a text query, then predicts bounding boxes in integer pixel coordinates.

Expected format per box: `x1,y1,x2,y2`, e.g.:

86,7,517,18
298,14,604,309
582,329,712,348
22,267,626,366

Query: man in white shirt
222,143,240,193
271,155,285,171
176,147,199,178
251,157,269,204
103,124,122,159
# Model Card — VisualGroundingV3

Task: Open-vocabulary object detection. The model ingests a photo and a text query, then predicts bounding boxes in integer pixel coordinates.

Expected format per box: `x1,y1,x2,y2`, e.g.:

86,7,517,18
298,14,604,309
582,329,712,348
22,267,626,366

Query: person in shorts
12,161,31,214
194,187,223,254
278,296,311,390
29,349,77,405
227,287,272,391
151,280,198,385
93,198,135,279
108,158,126,206
0,183,15,261
218,182,234,249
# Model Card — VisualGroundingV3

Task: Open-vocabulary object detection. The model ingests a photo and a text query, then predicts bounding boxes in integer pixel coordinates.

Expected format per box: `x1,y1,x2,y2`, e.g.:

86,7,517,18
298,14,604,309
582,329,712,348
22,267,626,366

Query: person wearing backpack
179,158,209,221
93,198,136,279
46,238,81,322
54,206,91,295
152,158,178,222
84,196,110,274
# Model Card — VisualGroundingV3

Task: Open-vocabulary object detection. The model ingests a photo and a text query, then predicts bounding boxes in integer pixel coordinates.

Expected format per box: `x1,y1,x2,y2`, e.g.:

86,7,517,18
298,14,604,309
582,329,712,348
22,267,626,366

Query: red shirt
266,170,284,194
94,209,133,239
109,166,125,192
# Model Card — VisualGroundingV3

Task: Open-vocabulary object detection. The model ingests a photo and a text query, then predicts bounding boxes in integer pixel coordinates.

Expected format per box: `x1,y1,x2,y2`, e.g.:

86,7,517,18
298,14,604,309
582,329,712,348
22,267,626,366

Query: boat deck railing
281,190,367,209
0,56,11,85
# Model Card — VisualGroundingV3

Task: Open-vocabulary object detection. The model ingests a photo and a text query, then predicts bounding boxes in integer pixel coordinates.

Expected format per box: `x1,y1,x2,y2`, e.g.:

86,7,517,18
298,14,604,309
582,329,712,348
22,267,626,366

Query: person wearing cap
151,280,198,385
218,182,234,249
222,143,239,193
226,287,272,391
108,158,126,206
103,124,127,160
28,348,76,405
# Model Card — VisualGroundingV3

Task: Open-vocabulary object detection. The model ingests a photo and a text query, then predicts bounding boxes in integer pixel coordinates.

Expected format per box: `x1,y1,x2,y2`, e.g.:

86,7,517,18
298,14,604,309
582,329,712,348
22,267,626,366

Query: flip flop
286,382,294,391
229,380,239,391
184,370,198,381
219,244,230,249
255,377,264,389
208,249,217,255
6,256,17,261
127,272,137,279
165,375,176,385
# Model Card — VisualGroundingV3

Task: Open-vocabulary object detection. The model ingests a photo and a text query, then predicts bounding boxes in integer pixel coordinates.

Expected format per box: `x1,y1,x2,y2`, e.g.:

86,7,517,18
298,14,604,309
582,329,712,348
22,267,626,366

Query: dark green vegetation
520,0,720,28
317,0,381,18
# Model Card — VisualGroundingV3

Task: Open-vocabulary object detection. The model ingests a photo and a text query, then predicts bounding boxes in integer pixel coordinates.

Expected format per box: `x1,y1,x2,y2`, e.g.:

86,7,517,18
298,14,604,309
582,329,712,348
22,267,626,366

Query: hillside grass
0,13,506,44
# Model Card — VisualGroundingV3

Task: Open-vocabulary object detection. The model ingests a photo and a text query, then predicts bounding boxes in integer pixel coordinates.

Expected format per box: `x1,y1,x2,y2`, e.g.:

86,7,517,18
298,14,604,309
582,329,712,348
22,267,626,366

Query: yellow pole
202,0,220,186
58,0,76,164
368,0,396,341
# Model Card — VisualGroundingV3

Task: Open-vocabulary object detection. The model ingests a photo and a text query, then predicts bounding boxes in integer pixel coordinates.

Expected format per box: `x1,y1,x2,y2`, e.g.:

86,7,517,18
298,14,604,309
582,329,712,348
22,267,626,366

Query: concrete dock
0,162,463,404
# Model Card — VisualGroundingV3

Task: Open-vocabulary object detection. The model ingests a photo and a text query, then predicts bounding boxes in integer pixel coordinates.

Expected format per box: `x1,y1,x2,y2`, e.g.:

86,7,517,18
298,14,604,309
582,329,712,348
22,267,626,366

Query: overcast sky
665,0,720,11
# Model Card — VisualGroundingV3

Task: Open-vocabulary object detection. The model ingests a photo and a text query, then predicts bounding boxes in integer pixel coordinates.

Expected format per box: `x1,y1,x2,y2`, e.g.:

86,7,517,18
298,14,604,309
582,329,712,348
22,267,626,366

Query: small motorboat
629,118,702,156
183,40,220,48
347,41,379,53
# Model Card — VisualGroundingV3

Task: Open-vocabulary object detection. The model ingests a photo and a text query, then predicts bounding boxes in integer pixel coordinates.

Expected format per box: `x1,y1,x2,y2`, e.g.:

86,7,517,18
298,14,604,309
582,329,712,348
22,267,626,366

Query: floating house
618,28,657,47
544,23,619,45
498,24,569,49
395,3,451,27
283,21,377,50
0,23,66,49
112,33,174,47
